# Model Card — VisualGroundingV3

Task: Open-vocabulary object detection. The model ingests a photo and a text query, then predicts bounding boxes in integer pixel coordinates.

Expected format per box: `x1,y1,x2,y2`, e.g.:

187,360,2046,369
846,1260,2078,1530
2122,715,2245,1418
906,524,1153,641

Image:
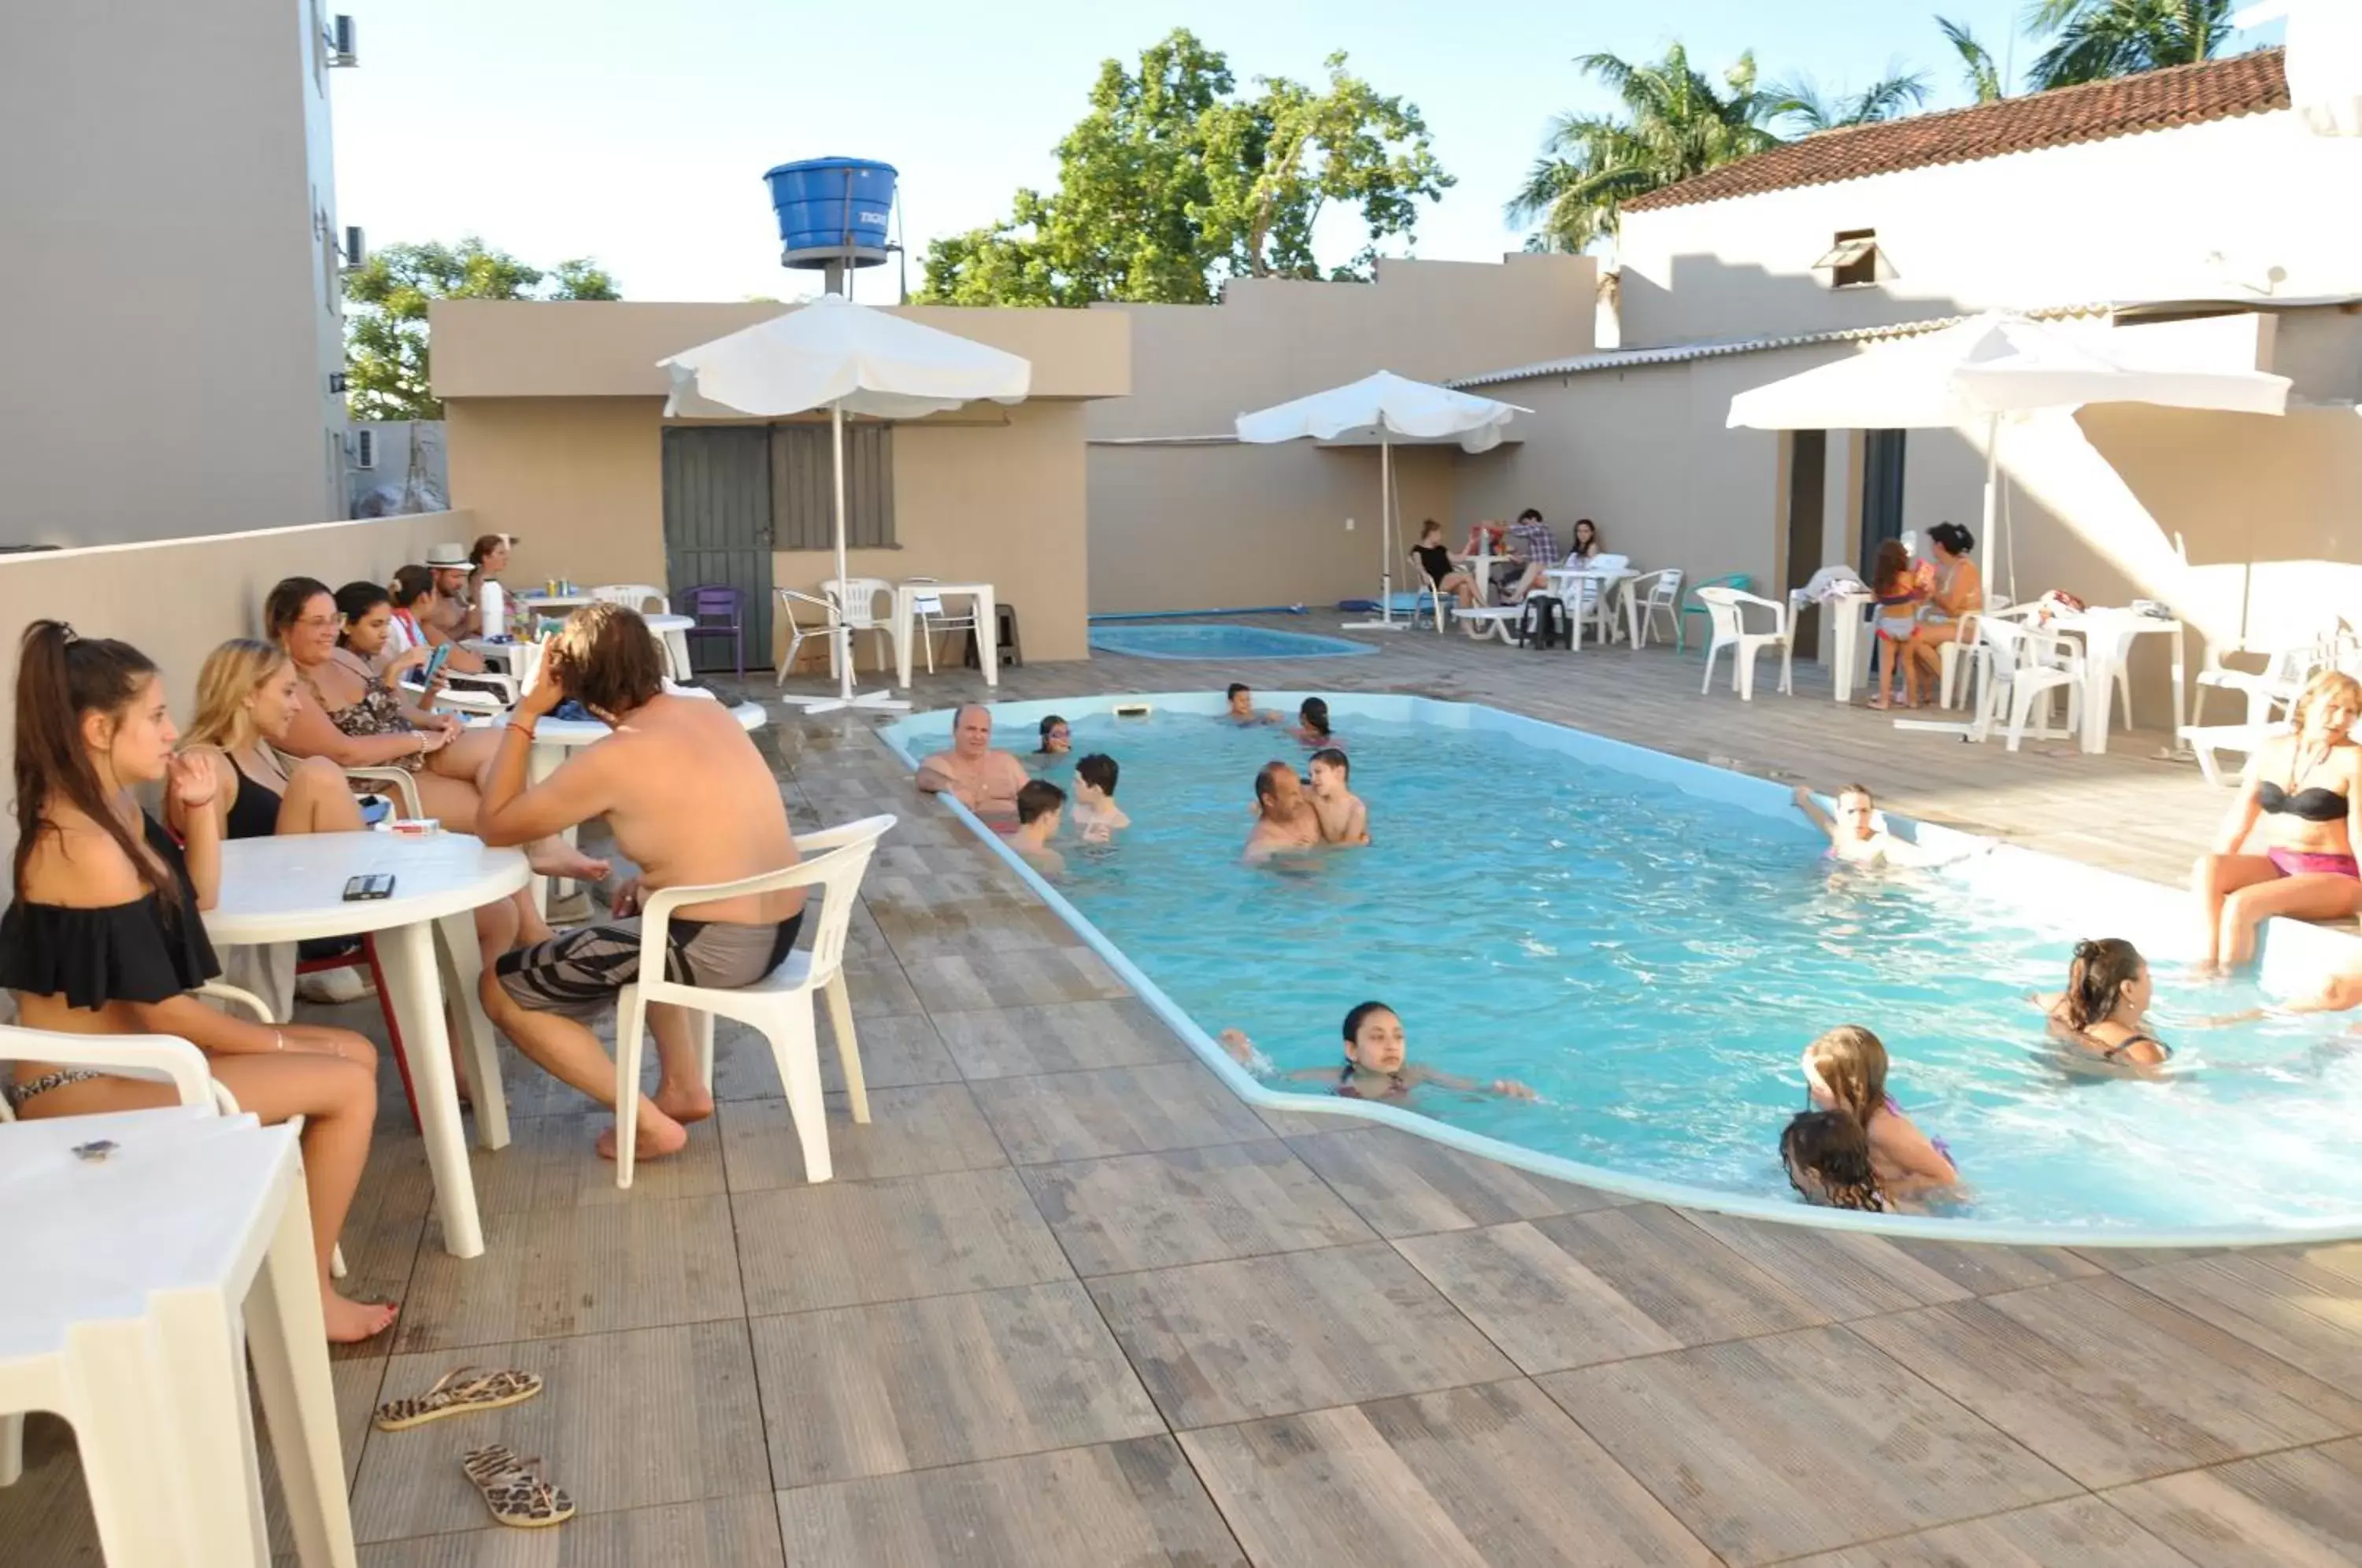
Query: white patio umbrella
660,294,1031,712
2238,1,2362,135
1235,371,1530,630
1727,312,2290,601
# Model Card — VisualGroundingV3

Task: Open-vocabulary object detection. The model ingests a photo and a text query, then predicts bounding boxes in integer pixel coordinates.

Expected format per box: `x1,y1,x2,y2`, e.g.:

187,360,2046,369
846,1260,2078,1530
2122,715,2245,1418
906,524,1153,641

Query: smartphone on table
342,874,396,901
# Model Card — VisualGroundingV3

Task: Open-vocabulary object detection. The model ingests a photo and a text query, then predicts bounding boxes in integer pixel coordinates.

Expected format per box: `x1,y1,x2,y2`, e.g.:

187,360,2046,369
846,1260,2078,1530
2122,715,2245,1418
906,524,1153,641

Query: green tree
916,29,1450,306
1508,46,1787,253
342,239,619,420
1937,16,2008,102
2024,0,2236,89
1766,63,1932,131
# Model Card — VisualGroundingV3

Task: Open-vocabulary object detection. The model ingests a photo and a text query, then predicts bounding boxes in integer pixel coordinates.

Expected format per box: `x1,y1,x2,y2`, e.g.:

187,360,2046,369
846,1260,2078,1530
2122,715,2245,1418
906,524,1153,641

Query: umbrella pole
1340,435,1410,631
794,398,909,713
1983,413,2012,605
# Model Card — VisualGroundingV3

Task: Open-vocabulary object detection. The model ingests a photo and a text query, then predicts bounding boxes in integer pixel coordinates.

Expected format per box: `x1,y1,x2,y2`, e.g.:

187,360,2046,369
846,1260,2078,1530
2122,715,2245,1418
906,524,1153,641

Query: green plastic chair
1678,573,1749,653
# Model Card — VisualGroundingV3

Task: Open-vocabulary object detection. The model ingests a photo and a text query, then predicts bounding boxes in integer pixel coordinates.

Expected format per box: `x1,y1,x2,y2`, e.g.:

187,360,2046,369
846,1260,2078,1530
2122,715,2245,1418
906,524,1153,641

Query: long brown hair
2064,938,2144,1030
1804,1024,1890,1126
1782,1110,1886,1211
549,601,663,716
1872,539,1911,595
186,638,291,753
263,575,334,647
12,621,174,907
390,564,435,611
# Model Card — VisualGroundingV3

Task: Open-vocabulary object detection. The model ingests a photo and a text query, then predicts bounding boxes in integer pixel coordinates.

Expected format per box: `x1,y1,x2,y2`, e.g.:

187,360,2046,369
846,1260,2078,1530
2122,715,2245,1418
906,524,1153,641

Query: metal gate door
661,427,775,672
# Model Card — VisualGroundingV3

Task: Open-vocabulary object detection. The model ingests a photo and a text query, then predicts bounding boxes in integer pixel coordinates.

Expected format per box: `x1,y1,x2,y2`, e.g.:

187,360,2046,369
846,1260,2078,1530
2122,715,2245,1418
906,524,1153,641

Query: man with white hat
424,541,480,642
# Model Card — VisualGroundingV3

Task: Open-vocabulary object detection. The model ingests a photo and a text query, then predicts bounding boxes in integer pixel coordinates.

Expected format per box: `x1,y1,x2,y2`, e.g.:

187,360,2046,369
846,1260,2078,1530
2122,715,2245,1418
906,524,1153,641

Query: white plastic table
1451,550,1502,607
645,612,697,682
891,582,997,690
1821,590,1875,703
1,1108,356,1566
2049,608,2187,756
1542,566,1638,648
513,592,593,613
205,832,531,1259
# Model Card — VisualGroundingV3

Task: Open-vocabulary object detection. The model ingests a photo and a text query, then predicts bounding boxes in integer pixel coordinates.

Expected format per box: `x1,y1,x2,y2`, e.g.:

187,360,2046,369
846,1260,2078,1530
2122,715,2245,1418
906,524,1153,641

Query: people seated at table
173,638,368,844
916,703,1029,817
265,577,604,882
424,541,481,641
1500,508,1560,601
1071,753,1130,841
2190,670,2362,971
1566,517,1602,565
387,565,493,676
1411,520,1477,610
1012,779,1068,877
1306,747,1369,845
1245,760,1322,864
0,621,396,1343
471,602,805,1163
1868,539,1927,711
468,532,514,608
1902,523,1983,695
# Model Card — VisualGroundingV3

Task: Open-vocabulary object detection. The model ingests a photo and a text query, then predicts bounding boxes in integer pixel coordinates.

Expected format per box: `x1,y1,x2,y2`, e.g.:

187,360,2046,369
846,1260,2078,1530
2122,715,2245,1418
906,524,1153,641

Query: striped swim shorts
494,912,804,1019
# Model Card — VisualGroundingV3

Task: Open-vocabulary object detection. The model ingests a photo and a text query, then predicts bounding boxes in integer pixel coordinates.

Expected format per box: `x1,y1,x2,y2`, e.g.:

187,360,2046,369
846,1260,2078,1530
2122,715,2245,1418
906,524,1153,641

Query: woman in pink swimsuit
2192,670,2362,971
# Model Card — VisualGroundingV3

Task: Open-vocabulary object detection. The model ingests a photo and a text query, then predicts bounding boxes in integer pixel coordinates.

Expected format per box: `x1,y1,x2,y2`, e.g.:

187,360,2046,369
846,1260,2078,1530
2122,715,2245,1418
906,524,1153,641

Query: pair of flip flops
371,1367,575,1529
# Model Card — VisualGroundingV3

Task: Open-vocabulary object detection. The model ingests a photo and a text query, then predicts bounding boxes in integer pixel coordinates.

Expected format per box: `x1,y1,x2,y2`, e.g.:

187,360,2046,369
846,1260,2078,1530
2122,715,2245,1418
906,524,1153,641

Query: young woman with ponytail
0,621,398,1343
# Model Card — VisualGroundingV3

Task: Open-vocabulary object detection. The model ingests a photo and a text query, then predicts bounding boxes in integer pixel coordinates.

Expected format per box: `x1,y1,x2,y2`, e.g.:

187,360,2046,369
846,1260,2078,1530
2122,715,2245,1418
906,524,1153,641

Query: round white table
645,612,697,681
513,592,593,613
205,832,531,1259
1542,566,1638,648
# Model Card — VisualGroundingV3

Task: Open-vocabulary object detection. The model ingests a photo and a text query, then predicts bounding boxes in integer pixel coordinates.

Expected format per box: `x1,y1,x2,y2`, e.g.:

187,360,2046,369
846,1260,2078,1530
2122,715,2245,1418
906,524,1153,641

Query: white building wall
1,0,349,546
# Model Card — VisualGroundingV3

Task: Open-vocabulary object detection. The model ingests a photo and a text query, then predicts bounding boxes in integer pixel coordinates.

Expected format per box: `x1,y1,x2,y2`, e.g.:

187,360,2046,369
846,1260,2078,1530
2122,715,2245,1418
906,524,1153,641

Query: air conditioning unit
329,14,357,66
354,428,376,470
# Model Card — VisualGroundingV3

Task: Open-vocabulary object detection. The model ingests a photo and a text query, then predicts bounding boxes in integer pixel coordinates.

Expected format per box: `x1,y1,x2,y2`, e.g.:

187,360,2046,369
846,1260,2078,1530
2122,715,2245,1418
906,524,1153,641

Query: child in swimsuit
1220,1002,1535,1102
1780,1110,1887,1212
1866,539,1927,711
1069,753,1130,844
2031,937,2171,1069
1801,1024,1958,1193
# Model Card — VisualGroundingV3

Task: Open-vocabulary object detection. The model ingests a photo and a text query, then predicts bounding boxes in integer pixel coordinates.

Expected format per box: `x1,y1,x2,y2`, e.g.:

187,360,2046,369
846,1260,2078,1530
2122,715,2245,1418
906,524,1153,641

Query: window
354,428,376,469
770,422,896,549
1815,229,1879,289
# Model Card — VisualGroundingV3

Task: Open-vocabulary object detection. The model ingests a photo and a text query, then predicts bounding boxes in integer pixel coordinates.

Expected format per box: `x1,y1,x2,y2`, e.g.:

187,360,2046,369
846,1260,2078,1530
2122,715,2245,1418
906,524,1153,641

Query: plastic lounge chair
1678,573,1749,653
2179,637,2325,785
676,583,746,681
1695,586,1793,700
610,815,896,1190
1627,568,1683,649
1972,618,2083,751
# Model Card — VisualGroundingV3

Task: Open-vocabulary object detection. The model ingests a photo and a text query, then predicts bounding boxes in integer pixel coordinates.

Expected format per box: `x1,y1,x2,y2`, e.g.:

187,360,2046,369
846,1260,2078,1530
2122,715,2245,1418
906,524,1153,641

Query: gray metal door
661,427,774,671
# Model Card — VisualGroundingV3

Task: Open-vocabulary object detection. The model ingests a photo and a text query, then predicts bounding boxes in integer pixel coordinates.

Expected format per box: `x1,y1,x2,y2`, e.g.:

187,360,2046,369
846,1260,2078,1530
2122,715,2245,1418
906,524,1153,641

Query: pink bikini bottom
2268,849,2360,878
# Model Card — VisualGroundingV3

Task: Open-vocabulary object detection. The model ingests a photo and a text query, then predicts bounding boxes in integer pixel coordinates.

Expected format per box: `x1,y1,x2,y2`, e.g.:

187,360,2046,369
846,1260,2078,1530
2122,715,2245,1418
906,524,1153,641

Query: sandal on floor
372,1366,543,1431
461,1445,576,1529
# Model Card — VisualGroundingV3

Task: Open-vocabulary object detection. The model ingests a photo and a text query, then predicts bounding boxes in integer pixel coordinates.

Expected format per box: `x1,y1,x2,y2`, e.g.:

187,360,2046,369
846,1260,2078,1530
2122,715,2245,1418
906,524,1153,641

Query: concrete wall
1086,253,1597,613
0,511,470,876
2,0,348,547
1617,109,2362,348
444,398,669,590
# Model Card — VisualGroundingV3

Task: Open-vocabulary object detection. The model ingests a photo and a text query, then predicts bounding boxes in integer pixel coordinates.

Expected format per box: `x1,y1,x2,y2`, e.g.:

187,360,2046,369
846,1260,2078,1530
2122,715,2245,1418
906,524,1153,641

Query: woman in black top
1409,520,1477,610
170,638,367,842
0,622,397,1343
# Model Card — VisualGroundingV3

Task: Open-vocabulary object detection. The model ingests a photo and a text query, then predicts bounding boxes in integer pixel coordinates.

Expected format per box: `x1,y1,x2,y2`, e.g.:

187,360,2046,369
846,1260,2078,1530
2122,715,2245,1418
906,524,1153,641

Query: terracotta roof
1623,50,2289,215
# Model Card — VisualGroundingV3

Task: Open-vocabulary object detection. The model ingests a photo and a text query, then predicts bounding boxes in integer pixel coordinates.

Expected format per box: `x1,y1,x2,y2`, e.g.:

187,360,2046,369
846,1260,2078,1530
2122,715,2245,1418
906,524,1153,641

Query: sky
333,1,2282,303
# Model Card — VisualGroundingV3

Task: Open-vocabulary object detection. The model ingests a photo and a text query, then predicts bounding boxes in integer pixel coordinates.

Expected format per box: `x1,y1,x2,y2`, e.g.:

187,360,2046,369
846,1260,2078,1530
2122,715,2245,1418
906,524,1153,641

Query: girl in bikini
2032,937,2171,1070
1866,538,1927,711
1799,1024,1958,1195
1220,1002,1535,1102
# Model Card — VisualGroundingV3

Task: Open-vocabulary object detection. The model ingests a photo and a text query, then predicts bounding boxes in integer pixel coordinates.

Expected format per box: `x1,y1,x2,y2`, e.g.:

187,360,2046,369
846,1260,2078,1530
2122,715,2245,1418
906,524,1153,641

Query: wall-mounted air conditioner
329,15,357,67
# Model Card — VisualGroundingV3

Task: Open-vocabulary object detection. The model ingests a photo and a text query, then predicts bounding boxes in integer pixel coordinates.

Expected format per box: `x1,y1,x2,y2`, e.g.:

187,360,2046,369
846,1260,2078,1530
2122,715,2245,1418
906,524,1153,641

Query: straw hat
424,542,471,568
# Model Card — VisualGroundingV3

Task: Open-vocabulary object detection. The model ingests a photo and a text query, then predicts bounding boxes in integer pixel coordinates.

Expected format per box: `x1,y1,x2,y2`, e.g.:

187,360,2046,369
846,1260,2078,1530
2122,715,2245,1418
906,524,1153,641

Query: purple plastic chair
676,584,746,681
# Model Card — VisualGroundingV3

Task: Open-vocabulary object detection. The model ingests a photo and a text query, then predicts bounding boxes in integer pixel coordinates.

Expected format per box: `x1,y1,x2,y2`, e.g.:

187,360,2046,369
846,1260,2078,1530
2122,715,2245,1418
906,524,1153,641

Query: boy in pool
1791,784,1946,868
1012,778,1068,878
1220,1002,1535,1101
1305,747,1369,846
1224,682,1283,727
1244,761,1322,864
1070,753,1130,843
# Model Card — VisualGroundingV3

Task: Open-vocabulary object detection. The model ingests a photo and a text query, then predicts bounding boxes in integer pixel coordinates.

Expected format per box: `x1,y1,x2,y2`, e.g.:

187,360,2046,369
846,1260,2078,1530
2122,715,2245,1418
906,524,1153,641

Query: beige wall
2,0,348,547
1086,254,1595,613
0,511,471,876
443,398,671,590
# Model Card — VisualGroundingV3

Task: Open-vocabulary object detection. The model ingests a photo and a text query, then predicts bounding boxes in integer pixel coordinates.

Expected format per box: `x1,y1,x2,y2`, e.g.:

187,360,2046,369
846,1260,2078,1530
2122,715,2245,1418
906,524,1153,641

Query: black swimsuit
224,756,283,841
2257,780,2348,822
1412,544,1455,587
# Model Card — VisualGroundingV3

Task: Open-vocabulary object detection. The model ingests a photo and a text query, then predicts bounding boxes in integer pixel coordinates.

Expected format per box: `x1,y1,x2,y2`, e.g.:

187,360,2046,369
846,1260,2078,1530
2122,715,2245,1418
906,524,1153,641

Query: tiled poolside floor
8,621,2362,1564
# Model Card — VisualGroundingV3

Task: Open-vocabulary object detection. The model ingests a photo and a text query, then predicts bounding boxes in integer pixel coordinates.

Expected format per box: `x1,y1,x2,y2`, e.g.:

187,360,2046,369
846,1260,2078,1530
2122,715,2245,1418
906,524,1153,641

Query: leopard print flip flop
461,1445,576,1529
372,1366,543,1431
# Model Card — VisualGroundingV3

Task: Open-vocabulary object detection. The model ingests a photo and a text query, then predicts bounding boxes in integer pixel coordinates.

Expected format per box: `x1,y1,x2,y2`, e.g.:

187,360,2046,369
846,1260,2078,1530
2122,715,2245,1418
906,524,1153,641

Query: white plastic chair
818,577,895,676
901,577,979,675
612,815,896,1189
1937,597,2037,712
589,583,669,615
1973,618,2084,751
774,588,839,683
2179,638,2326,785
1627,568,1683,648
1695,586,1794,700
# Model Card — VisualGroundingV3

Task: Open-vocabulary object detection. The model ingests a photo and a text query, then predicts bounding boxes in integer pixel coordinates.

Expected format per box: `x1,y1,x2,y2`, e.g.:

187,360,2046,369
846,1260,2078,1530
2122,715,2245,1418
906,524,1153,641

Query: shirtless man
473,601,804,1163
422,542,480,644
1306,748,1369,845
916,704,1029,817
1792,784,1943,868
1245,760,1321,864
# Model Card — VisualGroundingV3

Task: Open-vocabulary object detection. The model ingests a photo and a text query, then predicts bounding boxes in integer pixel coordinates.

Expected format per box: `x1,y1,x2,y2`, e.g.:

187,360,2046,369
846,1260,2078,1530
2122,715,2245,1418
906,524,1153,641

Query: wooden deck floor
9,619,2362,1566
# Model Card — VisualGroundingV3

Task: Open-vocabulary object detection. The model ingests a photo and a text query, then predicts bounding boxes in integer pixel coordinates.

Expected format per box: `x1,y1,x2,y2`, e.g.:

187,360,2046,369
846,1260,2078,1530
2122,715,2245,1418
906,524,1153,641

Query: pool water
1088,622,1379,660
935,704,2362,1234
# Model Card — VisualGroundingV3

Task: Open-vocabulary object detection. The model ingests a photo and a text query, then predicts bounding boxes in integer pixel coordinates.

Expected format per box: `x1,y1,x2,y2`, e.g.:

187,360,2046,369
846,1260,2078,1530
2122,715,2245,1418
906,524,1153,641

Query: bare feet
653,1085,715,1126
528,841,613,882
324,1292,400,1344
1868,696,1893,712
594,1103,690,1162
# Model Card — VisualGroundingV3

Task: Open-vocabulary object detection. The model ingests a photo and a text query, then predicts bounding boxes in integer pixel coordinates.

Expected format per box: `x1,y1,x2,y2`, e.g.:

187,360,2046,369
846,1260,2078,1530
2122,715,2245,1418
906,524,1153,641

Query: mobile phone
422,644,452,682
341,873,396,901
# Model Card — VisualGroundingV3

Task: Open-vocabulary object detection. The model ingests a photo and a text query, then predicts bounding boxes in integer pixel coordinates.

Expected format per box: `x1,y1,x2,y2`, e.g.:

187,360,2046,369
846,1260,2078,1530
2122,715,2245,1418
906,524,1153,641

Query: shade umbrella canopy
659,293,1032,420
1236,369,1527,453
2238,2,2362,136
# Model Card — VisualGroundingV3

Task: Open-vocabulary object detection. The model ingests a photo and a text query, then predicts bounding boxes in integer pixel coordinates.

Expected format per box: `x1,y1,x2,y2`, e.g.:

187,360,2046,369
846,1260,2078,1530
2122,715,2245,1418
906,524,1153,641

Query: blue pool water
1088,622,1379,660
887,697,2362,1237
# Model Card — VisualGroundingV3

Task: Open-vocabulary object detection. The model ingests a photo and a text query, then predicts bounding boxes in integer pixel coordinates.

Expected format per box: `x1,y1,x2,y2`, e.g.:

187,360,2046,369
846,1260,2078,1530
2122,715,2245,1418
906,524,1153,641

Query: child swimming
1220,1002,1535,1102
1780,1109,1886,1211
1800,1025,1958,1194
1290,697,1338,748
1011,778,1067,878
2031,937,2171,1069
1791,784,1945,868
1224,682,1283,727
1070,753,1130,843
1305,748,1369,846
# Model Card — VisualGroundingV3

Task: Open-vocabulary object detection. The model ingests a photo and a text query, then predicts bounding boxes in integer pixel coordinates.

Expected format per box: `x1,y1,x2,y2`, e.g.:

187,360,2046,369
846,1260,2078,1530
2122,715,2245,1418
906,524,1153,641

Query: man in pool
916,704,1030,818
1792,784,1946,868
1305,747,1368,846
1224,682,1283,727
1244,760,1321,864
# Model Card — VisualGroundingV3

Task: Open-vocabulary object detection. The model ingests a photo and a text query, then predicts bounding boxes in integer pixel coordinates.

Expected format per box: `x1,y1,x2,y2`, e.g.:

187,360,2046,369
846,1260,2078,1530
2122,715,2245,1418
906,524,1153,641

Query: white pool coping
882,690,2362,1248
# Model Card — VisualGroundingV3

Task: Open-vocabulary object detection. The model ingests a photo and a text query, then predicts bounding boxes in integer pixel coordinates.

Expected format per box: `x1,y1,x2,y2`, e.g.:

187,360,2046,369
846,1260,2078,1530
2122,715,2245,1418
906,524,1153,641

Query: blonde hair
2292,670,2361,747
1804,1025,1890,1126
186,638,292,752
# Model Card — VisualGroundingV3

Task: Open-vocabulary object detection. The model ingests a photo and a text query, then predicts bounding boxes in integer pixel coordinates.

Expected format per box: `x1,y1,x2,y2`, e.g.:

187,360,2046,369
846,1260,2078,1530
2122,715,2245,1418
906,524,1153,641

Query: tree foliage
1766,62,1932,131
1507,46,1787,254
342,238,620,420
916,29,1450,307
1937,16,2008,102
2024,0,2235,89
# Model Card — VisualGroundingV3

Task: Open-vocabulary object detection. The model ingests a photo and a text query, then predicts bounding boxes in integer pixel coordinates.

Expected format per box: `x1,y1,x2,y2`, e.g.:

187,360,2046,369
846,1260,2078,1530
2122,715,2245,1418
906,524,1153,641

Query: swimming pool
1087,622,1379,660
884,694,2362,1244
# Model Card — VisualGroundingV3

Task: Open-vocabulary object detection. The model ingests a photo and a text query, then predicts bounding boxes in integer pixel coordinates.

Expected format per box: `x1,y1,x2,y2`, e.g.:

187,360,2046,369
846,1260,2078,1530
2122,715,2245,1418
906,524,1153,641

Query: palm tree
2025,0,2236,89
1937,16,2007,102
1767,64,1932,131
1507,46,1788,253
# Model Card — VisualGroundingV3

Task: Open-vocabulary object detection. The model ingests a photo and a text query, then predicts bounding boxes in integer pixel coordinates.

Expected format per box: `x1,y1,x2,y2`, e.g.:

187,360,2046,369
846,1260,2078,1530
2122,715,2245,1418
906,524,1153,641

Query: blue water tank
763,157,898,270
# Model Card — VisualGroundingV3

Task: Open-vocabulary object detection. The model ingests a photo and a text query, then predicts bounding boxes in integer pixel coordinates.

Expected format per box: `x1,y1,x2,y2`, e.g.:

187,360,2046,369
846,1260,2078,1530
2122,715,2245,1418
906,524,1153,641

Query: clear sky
333,1,2282,303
